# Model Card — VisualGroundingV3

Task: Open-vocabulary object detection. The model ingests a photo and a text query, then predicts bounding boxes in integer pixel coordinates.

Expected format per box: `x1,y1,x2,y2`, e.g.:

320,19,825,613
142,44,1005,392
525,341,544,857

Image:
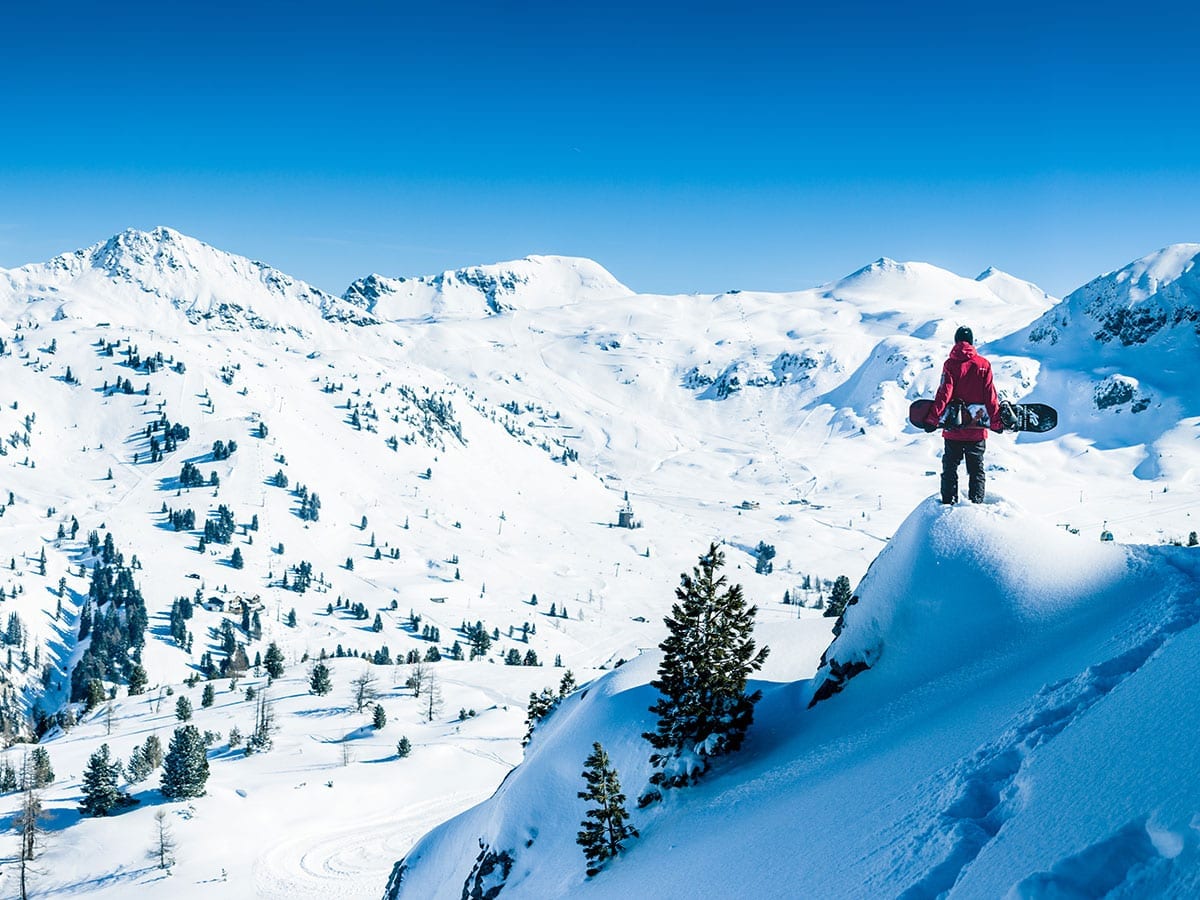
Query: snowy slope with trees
391,499,1200,898
0,229,1196,898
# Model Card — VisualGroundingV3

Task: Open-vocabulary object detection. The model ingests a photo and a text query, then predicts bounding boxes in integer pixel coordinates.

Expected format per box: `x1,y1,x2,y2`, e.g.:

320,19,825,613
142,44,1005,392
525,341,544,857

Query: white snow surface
341,256,631,321
394,498,1200,898
0,227,1196,898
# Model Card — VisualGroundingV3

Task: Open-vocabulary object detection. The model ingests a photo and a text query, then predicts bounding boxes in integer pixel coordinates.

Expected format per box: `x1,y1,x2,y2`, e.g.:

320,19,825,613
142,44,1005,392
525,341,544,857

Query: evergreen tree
79,743,132,816
126,746,152,784
396,736,411,758
825,575,853,619
372,703,387,729
127,664,148,696
160,725,209,799
143,734,165,769
309,661,332,695
264,642,285,679
576,742,637,876
286,608,297,628
641,544,769,800
30,747,54,788
230,547,244,569
0,758,18,792
201,683,215,708
175,696,193,722
372,613,383,632
522,688,561,747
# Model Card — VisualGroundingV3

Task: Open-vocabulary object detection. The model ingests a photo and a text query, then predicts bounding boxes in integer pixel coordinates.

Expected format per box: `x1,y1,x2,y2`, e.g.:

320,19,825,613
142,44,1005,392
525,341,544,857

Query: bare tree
14,756,49,900
424,672,443,723
341,738,353,767
150,810,176,870
406,661,428,698
105,703,115,736
350,670,378,713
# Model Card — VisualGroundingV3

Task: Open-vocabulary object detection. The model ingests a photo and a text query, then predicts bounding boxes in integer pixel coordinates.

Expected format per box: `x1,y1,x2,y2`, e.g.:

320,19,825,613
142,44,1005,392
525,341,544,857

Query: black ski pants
942,439,986,504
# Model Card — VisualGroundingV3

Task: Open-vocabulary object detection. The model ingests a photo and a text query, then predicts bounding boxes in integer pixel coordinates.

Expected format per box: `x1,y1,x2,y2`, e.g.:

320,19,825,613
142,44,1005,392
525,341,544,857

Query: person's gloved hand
923,420,938,433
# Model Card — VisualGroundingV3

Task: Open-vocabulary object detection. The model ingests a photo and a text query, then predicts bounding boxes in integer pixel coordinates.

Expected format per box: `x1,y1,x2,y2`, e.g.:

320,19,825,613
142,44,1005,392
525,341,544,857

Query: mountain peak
6,225,376,331
342,254,631,321
1012,243,1200,358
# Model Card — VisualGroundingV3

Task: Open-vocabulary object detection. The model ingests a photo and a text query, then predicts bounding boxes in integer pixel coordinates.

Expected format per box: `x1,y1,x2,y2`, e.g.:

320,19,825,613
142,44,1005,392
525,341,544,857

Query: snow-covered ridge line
342,255,633,321
0,225,378,332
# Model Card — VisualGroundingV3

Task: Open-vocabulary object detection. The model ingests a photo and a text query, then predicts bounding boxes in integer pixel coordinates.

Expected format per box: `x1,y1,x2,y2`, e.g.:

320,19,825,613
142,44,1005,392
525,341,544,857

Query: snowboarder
924,326,1002,504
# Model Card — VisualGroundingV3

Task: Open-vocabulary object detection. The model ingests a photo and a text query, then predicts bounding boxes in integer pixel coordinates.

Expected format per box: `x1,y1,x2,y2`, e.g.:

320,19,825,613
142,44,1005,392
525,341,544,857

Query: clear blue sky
2,1,1198,297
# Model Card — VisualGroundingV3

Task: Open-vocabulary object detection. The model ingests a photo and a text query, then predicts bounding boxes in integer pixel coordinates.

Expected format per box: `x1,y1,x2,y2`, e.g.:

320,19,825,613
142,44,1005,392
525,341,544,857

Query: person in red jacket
925,326,1003,504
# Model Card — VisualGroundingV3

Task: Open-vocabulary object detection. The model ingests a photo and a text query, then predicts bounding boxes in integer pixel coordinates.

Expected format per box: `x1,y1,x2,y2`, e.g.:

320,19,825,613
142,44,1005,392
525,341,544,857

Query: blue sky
2,1,1198,296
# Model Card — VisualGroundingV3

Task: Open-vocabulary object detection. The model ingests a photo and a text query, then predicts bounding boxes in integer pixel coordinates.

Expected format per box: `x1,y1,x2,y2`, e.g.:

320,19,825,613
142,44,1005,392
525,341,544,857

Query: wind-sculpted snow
810,497,1130,702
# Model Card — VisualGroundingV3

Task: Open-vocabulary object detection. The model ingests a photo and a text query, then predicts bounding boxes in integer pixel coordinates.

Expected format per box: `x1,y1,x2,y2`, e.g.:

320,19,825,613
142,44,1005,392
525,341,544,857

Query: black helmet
954,326,974,345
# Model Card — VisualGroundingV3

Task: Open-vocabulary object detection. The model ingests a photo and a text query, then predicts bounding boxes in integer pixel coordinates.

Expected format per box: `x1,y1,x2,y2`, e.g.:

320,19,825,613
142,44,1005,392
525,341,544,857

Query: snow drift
388,497,1200,898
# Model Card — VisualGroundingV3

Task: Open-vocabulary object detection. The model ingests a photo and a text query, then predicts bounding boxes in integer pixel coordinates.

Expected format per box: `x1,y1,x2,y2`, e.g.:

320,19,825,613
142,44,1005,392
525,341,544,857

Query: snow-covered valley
0,228,1198,898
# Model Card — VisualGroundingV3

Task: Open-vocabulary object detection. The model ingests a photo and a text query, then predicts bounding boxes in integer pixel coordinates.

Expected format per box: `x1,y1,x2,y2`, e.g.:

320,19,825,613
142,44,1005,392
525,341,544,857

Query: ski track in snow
891,582,1200,898
252,792,486,899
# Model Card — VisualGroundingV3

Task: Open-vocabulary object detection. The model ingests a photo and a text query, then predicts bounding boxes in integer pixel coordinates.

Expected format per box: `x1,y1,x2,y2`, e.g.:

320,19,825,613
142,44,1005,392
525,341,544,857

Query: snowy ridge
0,226,377,332
1003,243,1200,375
390,498,1200,898
342,255,632,321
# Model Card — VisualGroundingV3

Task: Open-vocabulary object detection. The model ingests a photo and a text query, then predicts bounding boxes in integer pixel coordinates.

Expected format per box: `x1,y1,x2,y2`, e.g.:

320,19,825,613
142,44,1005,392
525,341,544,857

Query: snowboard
908,399,1057,434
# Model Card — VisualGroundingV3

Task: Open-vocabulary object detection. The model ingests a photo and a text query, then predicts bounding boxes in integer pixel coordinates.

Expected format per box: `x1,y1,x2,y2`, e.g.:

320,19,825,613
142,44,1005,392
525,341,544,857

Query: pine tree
160,725,209,800
127,663,148,696
175,695,193,721
264,642,285,679
126,746,152,784
309,661,332,695
396,736,412,758
143,734,165,769
0,758,17,793
372,703,387,730
576,742,637,876
825,574,853,619
79,743,132,816
230,547,244,569
29,747,54,788
641,544,769,800
201,683,215,708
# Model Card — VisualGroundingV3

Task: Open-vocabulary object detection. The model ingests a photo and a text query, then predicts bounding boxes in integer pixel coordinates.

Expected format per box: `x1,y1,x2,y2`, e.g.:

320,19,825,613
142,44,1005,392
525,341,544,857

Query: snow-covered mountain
990,243,1200,467
0,228,1197,899
0,226,377,333
342,256,631,321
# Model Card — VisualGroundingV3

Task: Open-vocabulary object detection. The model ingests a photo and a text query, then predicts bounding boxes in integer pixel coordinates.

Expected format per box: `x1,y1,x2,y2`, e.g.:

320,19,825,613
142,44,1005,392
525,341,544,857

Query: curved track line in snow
252,791,487,900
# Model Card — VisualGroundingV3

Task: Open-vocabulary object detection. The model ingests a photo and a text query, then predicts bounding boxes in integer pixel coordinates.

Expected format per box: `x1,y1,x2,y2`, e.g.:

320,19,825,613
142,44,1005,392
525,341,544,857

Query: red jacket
927,342,1001,442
